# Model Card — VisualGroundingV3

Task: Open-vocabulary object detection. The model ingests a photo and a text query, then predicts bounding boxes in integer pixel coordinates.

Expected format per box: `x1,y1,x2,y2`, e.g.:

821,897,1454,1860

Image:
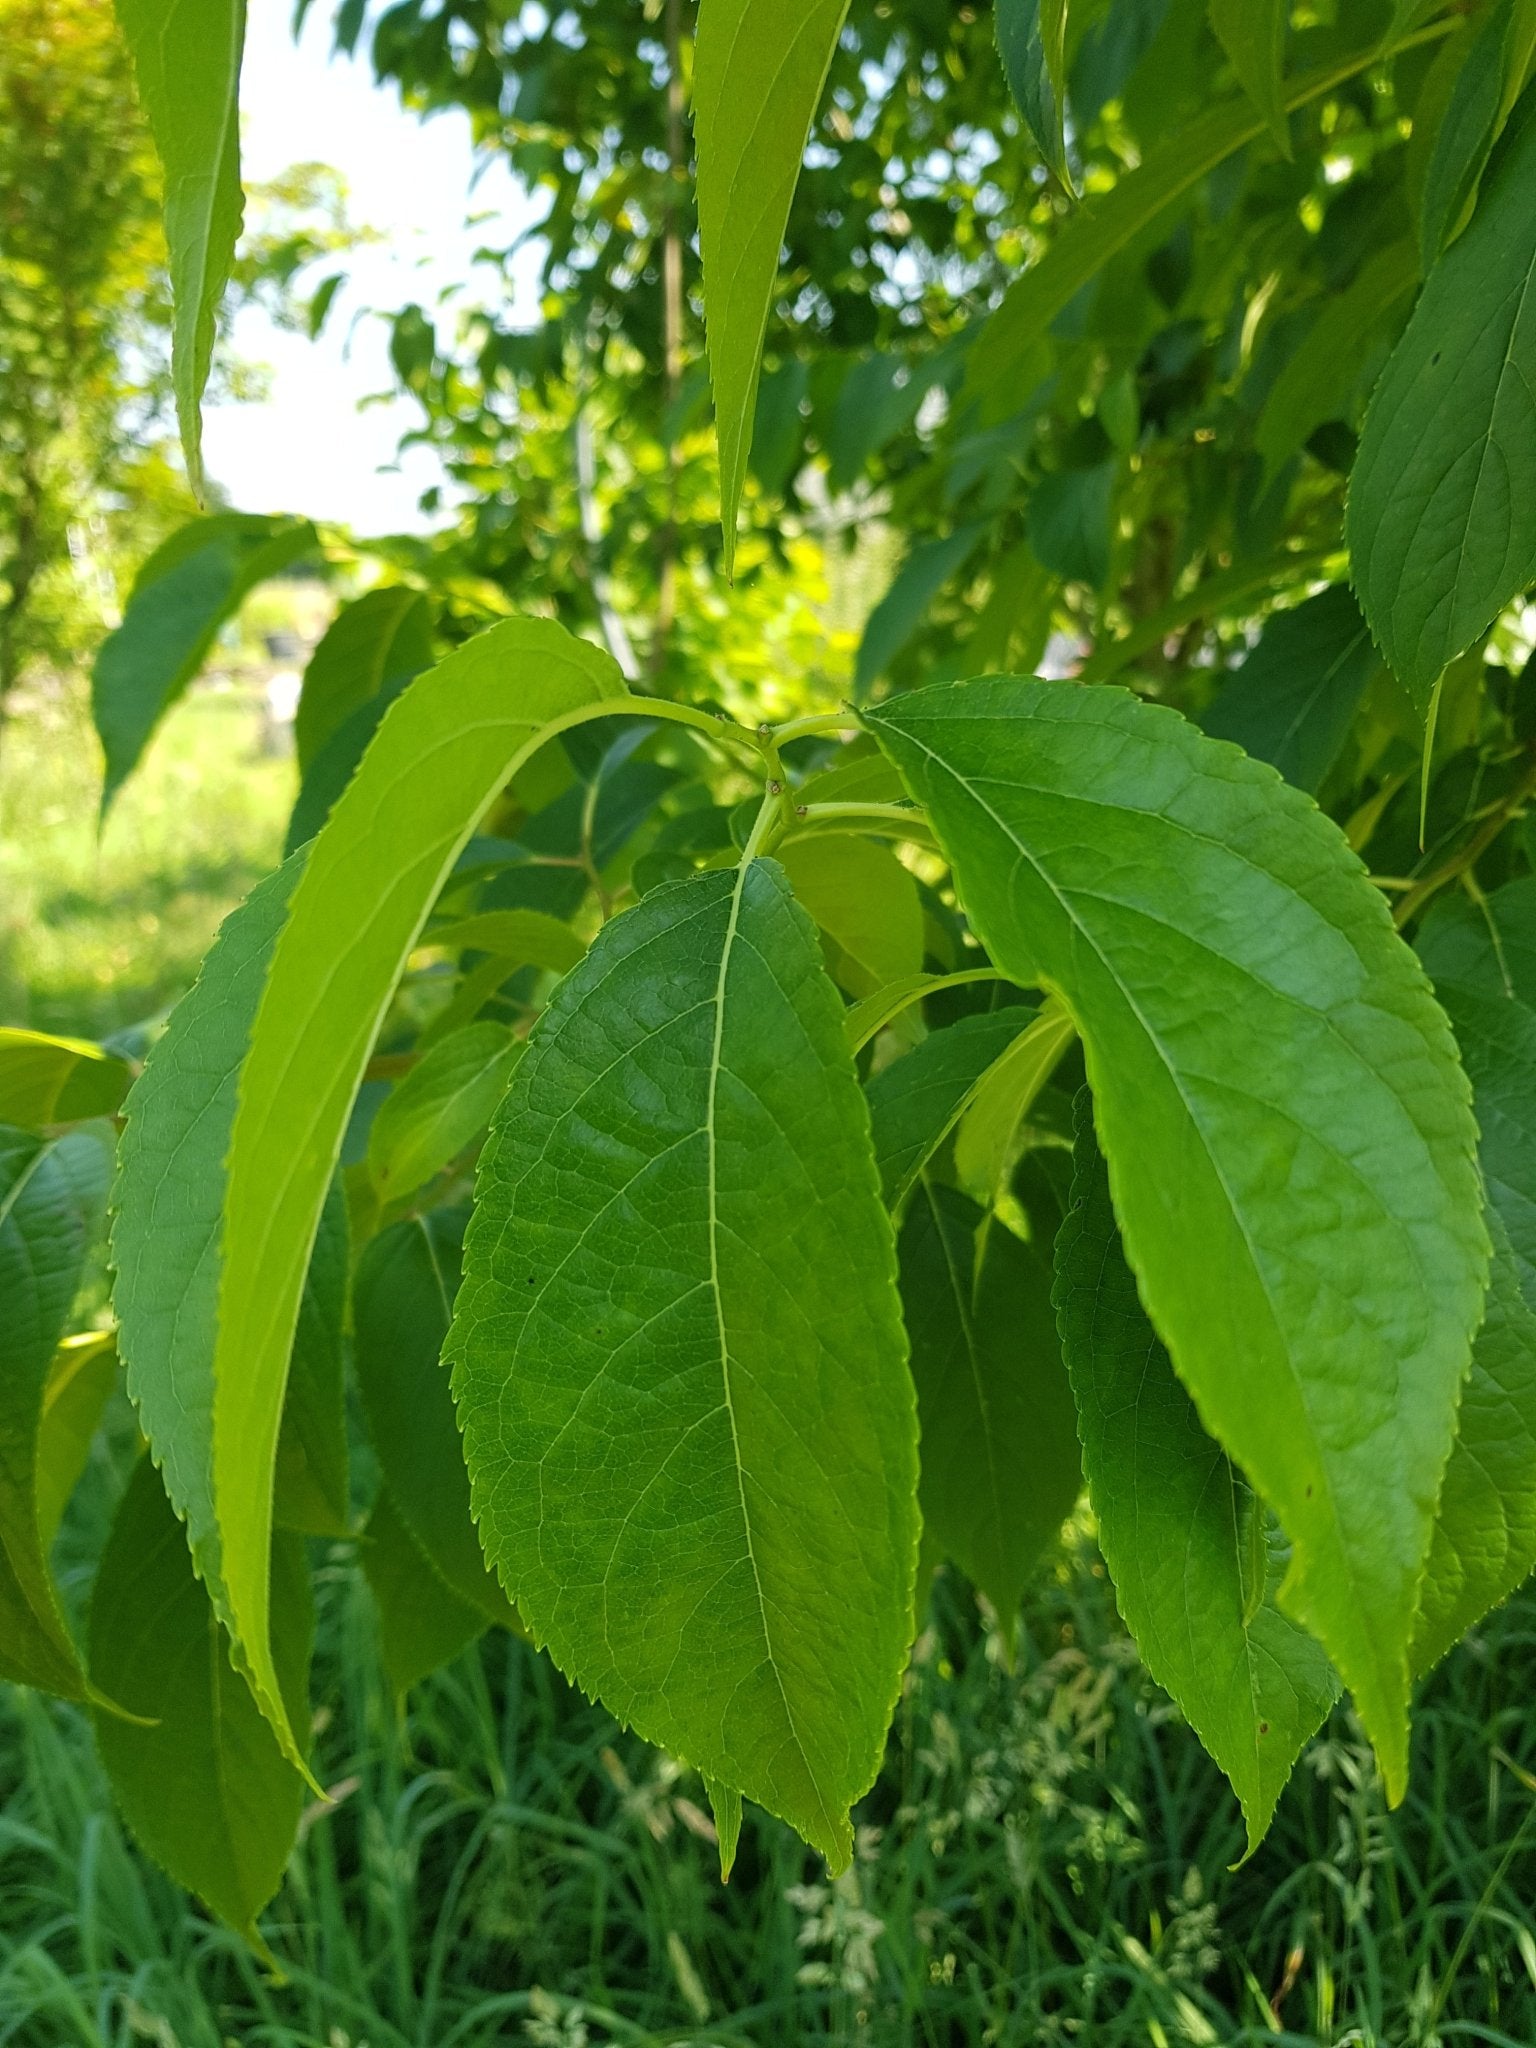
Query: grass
2,675,1535,2045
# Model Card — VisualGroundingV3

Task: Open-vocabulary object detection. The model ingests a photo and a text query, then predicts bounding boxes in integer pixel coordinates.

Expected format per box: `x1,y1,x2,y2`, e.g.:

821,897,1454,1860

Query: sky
200,5,541,535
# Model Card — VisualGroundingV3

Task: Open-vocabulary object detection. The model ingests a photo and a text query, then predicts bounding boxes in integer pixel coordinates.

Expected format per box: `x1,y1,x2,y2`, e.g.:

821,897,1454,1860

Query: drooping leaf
92,514,318,808
694,0,853,570
1253,242,1418,484
211,618,623,1752
449,862,918,1871
273,1182,350,1540
1027,464,1116,588
367,1024,523,1205
867,677,1487,1797
952,998,1076,1204
1054,1099,1340,1851
89,1458,312,1948
1198,584,1379,793
0,1123,112,1695
1348,88,1536,718
0,1030,132,1128
36,1334,118,1547
854,527,987,696
353,1209,517,1629
865,1006,1037,1213
779,835,923,999
112,0,246,497
1209,0,1290,153
900,1179,1080,1638
996,0,1072,187
295,586,434,775
362,1486,487,1701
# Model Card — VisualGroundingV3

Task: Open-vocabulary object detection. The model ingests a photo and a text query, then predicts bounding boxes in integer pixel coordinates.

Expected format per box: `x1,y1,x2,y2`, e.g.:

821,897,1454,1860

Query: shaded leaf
953,998,1076,1203
1209,0,1290,153
362,1486,486,1700
779,835,923,999
368,1024,523,1205
0,1029,132,1127
996,0,1072,187
36,1334,118,1547
296,586,434,775
1027,465,1116,587
449,862,918,1871
865,1007,1037,1213
1198,584,1379,793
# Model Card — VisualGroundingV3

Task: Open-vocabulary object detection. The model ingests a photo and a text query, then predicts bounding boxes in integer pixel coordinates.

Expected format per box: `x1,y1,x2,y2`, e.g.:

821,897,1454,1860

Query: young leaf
867,677,1487,1797
89,1458,311,1949
779,835,923,999
211,618,622,1754
353,1210,516,1628
367,1023,523,1205
449,862,918,1872
362,1486,487,1701
1209,0,1290,154
1198,585,1379,794
694,0,852,571
900,1179,1081,1639
36,1334,118,1547
1415,876,1536,1013
1054,1100,1340,1851
92,514,318,808
0,1029,132,1127
273,1183,350,1539
295,586,434,775
865,1007,1037,1213
996,0,1072,188
1348,89,1536,718
952,998,1076,1204
0,1123,112,1695
112,0,246,498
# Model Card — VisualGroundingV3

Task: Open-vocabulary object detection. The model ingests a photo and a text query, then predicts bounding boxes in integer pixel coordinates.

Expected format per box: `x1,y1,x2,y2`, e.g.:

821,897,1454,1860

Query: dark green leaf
868,677,1487,1796
779,835,923,999
295,586,434,775
1209,0,1290,153
1027,464,1116,587
362,1486,487,1700
450,862,918,1871
367,1024,523,1205
1199,585,1378,792
996,0,1072,187
36,1334,118,1547
0,1029,132,1127
274,1183,350,1540
865,1007,1037,1212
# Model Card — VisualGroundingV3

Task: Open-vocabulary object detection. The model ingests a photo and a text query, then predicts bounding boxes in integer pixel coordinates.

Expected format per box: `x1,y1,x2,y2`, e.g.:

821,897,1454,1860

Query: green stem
771,708,864,745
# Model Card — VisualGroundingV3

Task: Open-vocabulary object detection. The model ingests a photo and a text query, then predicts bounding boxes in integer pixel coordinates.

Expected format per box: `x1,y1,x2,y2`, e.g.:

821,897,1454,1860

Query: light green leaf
420,910,587,977
1348,90,1536,717
92,514,318,808
900,1179,1080,1639
1209,0,1290,153
112,0,246,497
842,969,1005,1053
996,0,1072,187
362,1486,487,1702
1055,1099,1340,1852
295,586,434,775
779,834,923,999
212,618,623,1754
865,1007,1037,1213
1253,242,1418,484
1027,465,1116,588
0,1028,132,1127
368,1024,523,1205
273,1183,350,1539
36,1334,118,1548
694,0,852,571
1198,585,1379,794
449,862,918,1871
0,1123,112,1696
967,32,1413,406
953,998,1076,1204
867,677,1487,1797
353,1209,519,1631
89,1458,311,1949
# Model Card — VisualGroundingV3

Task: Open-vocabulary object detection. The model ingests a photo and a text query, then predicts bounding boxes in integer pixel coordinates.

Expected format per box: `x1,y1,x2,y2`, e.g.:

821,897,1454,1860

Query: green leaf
112,0,246,498
967,32,1407,406
353,1209,518,1630
694,0,852,571
1253,242,1418,484
368,1024,523,1205
952,999,1077,1204
362,1486,487,1701
1198,585,1379,794
865,1007,1037,1213
212,618,623,1753
854,527,986,696
900,1179,1080,1638
1416,0,1509,267
273,1183,350,1539
843,969,1005,1053
779,835,923,999
92,514,318,808
0,1123,112,1696
1348,90,1536,718
866,677,1487,1797
0,1029,132,1127
36,1334,118,1548
996,0,1072,187
449,862,918,1871
422,911,587,977
89,1458,312,1948
1209,0,1290,152
1416,876,1536,1014
295,586,434,776
1422,972,1536,1300
1027,464,1116,588
1054,1099,1340,1851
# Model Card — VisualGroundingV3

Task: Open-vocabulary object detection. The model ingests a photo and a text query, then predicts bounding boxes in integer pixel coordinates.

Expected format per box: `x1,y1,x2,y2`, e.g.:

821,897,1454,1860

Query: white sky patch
201,4,542,535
